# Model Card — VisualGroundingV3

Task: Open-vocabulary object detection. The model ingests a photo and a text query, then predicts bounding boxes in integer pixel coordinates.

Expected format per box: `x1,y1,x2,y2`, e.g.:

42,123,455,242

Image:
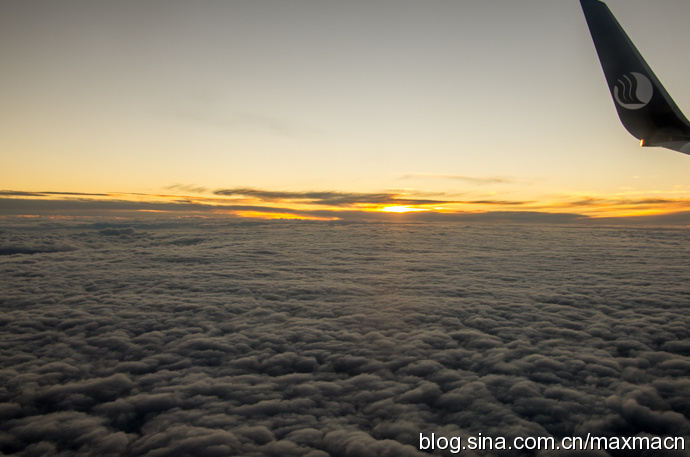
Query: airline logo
613,72,653,109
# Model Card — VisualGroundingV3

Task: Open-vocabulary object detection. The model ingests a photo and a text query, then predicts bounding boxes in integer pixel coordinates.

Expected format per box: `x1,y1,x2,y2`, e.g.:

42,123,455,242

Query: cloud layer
1,220,689,456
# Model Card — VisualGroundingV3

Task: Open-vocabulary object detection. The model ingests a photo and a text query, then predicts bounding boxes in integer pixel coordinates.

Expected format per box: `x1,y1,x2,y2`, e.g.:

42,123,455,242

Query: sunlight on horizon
379,206,429,213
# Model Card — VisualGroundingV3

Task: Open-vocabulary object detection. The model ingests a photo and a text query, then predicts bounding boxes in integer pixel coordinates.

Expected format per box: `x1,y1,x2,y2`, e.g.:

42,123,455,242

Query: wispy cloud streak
401,173,523,185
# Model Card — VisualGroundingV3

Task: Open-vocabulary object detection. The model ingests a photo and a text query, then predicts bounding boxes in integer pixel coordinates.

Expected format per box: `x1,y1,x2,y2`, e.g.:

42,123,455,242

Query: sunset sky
2,0,690,223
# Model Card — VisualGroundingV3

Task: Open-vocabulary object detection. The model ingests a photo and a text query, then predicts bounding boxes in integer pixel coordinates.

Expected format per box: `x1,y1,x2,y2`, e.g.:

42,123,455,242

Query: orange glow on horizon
231,211,339,221
586,208,679,219
2,188,689,223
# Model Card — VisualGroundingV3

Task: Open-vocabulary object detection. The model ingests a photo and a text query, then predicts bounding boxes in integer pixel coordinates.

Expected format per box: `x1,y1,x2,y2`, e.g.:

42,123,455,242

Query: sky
1,0,690,223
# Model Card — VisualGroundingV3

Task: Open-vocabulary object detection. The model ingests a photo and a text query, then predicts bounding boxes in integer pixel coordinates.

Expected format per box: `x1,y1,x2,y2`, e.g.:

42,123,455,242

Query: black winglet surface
580,0,690,152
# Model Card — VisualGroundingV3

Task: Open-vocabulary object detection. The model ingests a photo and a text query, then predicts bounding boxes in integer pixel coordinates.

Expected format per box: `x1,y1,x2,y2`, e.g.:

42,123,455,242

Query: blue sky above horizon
1,0,689,222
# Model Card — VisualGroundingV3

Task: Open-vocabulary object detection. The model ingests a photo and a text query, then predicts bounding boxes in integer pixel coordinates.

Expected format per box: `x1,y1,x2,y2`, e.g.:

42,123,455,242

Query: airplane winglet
580,0,690,154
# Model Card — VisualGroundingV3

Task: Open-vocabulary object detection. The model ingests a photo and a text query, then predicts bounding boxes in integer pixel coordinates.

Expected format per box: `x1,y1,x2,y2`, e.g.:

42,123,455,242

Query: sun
380,205,427,213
